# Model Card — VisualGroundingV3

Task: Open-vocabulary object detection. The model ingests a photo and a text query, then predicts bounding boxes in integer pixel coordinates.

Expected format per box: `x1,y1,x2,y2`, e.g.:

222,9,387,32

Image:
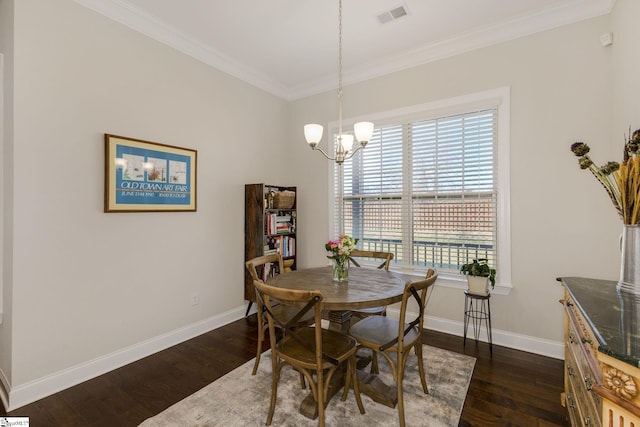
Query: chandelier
303,0,374,165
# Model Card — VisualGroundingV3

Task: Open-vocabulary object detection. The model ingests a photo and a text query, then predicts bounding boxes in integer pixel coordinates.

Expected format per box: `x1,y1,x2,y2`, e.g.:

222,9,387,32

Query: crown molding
289,0,615,100
73,0,290,99
75,0,614,102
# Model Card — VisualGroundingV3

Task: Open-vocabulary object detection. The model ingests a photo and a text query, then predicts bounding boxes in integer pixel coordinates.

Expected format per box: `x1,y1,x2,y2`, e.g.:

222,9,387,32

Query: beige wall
611,0,640,138
0,0,15,395
290,12,619,346
3,0,290,395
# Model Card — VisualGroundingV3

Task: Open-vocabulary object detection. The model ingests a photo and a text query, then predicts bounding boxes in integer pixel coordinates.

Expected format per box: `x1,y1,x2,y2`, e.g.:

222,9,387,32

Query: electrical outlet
191,292,200,306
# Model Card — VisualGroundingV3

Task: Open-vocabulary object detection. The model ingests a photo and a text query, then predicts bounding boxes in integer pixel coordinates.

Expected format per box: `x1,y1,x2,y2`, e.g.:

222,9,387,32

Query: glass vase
618,224,640,295
332,259,349,282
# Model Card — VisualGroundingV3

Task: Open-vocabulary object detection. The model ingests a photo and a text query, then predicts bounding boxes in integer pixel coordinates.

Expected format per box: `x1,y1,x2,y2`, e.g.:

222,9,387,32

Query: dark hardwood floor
1,315,568,426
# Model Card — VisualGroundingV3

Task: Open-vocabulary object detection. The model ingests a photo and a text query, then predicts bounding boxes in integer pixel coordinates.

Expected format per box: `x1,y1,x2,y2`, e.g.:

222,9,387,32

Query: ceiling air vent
377,5,408,24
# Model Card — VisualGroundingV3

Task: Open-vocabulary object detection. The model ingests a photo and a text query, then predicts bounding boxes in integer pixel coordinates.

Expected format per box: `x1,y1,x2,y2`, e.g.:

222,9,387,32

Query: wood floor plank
1,316,569,426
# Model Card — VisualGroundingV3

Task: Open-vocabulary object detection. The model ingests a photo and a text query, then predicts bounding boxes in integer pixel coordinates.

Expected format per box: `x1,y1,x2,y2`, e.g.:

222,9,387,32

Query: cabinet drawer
566,318,602,408
565,297,599,365
565,387,581,427
563,295,603,427
566,378,599,427
564,299,601,385
566,344,601,426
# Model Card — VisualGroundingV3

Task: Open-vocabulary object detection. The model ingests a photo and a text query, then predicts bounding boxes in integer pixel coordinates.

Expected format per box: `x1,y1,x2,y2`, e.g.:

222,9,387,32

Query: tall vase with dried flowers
571,128,640,294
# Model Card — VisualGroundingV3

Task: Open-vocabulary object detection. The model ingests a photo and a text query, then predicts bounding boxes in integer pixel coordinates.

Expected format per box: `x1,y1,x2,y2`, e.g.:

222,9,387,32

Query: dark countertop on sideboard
560,277,640,368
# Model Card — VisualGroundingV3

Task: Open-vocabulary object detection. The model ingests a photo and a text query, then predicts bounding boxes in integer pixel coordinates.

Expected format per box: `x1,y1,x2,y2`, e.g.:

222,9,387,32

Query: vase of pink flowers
326,234,358,282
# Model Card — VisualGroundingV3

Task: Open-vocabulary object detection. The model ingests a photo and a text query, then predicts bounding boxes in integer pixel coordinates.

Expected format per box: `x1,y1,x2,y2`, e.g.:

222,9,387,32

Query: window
330,88,511,289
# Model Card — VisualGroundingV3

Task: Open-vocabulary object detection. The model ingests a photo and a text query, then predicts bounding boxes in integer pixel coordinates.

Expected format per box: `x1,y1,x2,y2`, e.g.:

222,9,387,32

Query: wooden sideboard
559,277,640,427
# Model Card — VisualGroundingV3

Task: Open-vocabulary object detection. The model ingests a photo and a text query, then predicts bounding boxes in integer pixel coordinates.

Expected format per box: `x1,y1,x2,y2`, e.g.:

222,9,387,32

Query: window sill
438,274,513,296
392,267,513,296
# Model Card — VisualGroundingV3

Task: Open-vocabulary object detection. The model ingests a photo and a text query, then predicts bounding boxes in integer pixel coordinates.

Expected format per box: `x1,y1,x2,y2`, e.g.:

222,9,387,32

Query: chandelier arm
311,145,337,161
344,145,363,162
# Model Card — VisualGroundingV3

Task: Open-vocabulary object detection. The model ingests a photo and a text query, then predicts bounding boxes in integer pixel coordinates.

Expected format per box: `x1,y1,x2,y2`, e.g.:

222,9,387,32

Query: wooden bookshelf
244,183,297,313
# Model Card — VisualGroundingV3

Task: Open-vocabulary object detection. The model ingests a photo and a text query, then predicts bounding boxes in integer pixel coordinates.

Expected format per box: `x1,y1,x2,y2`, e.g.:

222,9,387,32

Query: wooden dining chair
254,280,365,427
347,250,396,374
348,250,394,319
245,254,313,375
348,269,438,427
349,249,394,271
349,249,393,318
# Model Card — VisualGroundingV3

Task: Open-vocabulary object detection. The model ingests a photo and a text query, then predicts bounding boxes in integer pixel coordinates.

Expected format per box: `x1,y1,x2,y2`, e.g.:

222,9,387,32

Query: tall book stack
264,236,296,257
265,213,294,235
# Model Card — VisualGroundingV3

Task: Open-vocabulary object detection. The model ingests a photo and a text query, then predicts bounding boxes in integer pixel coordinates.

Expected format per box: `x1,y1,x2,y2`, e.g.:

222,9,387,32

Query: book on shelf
265,212,294,235
265,235,296,257
261,262,271,281
259,261,281,281
276,224,291,234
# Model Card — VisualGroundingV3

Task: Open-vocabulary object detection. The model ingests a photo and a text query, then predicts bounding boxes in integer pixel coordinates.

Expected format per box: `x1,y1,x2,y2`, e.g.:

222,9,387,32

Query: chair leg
415,344,429,394
266,359,281,426
344,355,365,414
252,321,265,375
341,361,352,402
317,368,325,427
370,350,379,374
397,356,406,427
299,371,306,389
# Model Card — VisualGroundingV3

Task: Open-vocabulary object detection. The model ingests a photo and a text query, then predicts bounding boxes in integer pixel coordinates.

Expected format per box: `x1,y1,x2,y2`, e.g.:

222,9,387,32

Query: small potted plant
460,258,496,296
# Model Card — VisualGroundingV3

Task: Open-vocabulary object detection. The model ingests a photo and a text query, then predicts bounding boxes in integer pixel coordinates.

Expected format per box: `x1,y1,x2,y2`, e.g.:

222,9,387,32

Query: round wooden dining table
266,265,414,311
266,265,417,415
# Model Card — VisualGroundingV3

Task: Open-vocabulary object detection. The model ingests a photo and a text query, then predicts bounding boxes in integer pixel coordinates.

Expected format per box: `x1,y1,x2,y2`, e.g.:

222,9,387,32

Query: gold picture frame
104,134,197,212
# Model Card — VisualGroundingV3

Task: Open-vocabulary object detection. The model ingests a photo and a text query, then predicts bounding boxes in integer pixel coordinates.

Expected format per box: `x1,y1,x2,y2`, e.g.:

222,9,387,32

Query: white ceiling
75,0,614,100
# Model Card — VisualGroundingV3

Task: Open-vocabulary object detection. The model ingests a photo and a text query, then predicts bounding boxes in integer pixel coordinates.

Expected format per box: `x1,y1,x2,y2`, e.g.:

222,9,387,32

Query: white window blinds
333,108,498,275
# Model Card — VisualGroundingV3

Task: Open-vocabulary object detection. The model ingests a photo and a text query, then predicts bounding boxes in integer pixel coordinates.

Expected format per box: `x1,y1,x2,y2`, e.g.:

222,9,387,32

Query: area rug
139,345,475,427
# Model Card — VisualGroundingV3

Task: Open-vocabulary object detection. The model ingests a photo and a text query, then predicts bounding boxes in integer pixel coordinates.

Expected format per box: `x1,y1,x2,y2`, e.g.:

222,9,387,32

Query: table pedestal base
297,351,397,419
299,309,355,419
298,366,346,419
322,309,352,333
357,370,397,408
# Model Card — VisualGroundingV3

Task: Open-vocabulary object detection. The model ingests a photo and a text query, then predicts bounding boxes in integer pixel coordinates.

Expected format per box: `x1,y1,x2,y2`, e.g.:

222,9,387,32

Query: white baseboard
386,307,564,360
5,305,245,411
3,302,563,412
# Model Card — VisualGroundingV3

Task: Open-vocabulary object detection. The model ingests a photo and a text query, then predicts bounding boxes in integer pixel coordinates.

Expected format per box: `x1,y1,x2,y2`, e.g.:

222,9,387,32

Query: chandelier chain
338,0,343,138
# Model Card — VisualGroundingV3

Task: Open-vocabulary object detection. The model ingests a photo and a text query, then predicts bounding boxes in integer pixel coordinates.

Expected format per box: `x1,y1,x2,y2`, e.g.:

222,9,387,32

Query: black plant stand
463,290,493,354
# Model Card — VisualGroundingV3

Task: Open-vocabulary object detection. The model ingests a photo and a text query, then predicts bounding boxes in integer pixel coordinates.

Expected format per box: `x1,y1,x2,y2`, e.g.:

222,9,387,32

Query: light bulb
304,124,324,145
354,121,374,143
341,134,354,152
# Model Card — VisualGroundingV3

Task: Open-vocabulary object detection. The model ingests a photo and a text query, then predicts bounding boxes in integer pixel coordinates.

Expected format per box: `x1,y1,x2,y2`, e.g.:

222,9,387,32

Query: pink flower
325,234,359,260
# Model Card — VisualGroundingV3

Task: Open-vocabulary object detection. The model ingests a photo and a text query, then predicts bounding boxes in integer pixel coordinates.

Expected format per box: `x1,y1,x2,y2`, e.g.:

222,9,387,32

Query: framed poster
104,134,197,212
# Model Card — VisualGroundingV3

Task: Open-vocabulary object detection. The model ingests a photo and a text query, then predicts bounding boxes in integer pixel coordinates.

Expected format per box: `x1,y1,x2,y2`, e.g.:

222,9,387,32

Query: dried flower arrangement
571,128,640,224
